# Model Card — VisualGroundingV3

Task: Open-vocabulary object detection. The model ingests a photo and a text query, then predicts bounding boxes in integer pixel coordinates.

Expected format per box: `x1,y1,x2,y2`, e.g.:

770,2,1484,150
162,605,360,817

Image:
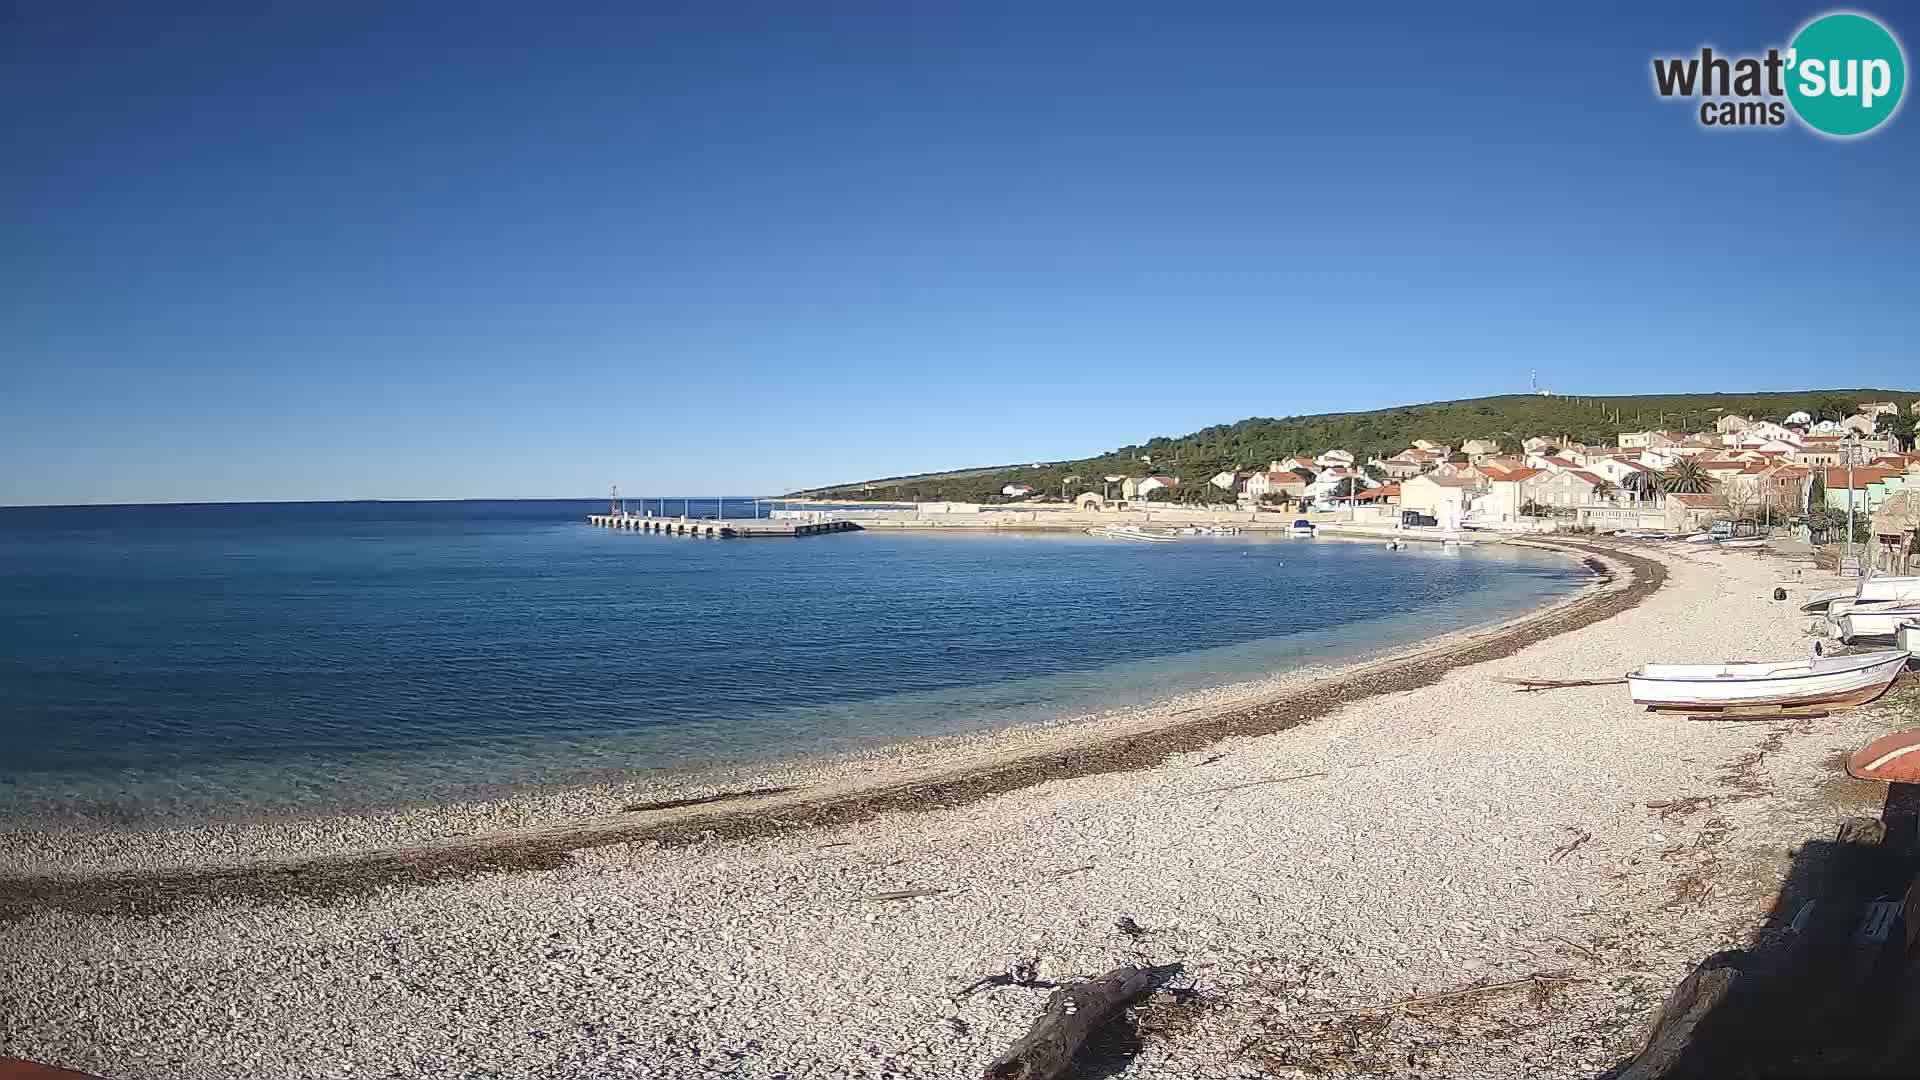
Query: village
982,399,1920,566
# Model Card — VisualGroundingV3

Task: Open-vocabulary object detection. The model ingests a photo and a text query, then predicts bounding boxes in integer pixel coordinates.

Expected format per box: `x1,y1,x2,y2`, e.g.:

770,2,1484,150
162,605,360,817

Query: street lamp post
1844,434,1858,576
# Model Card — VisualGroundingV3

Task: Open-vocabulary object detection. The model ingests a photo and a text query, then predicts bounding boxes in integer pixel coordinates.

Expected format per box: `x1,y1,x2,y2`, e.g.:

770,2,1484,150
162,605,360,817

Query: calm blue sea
0,500,1585,825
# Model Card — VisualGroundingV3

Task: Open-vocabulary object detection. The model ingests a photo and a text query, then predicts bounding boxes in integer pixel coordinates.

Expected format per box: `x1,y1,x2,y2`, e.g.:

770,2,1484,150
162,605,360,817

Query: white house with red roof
1304,466,1378,504
1243,468,1308,503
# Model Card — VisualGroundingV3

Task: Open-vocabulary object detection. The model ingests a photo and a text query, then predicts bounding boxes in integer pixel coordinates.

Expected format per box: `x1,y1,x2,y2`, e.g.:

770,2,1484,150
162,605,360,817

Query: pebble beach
3,539,1913,1079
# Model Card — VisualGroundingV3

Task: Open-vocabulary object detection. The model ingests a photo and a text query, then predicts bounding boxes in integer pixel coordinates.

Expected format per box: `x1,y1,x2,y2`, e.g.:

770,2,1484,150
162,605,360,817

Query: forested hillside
794,389,1919,503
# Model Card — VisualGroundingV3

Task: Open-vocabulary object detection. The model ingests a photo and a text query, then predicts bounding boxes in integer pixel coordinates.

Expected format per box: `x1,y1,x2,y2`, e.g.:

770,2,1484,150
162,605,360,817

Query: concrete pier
587,513,861,539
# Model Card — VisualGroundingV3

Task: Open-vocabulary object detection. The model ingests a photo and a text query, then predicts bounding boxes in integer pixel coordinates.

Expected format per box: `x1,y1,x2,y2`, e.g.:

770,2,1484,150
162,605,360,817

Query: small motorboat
1839,606,1920,643
1627,650,1909,714
1680,532,1715,543
1289,519,1315,537
1801,587,1855,614
1718,538,1767,549
1087,525,1177,543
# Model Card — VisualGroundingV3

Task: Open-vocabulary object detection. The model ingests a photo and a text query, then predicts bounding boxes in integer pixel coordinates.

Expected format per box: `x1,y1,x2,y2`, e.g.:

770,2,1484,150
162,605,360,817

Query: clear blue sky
4,2,1916,505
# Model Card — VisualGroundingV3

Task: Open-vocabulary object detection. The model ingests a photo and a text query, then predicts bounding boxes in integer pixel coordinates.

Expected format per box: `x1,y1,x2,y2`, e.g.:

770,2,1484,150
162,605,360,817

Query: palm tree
1592,478,1618,504
1620,471,1654,504
1658,458,1714,495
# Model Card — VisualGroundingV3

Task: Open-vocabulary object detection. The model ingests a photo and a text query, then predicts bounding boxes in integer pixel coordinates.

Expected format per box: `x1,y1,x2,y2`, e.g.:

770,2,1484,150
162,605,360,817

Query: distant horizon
7,383,1914,509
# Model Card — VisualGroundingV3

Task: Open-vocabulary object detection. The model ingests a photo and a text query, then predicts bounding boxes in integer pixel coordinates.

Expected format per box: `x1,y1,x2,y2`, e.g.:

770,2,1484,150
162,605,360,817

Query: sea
0,500,1587,826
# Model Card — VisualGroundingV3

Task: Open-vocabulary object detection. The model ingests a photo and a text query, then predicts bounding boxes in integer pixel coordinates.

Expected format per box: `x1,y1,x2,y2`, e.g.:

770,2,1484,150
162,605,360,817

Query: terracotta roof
1568,470,1607,487
1543,456,1577,467
1822,467,1902,490
1411,474,1477,488
1496,467,1543,483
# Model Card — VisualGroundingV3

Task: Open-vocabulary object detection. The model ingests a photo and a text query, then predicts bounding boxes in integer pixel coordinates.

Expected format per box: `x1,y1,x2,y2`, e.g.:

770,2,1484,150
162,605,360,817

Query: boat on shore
1086,525,1178,544
1627,650,1909,714
1837,607,1920,643
1718,538,1767,549
1898,621,1918,655
1801,587,1856,614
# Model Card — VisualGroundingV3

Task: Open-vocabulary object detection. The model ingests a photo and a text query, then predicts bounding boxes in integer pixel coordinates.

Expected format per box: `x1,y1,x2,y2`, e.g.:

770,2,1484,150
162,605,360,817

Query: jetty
587,513,860,539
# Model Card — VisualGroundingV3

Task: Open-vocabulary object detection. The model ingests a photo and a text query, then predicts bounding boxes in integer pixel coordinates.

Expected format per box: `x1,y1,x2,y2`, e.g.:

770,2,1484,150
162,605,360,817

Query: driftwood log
982,964,1163,1080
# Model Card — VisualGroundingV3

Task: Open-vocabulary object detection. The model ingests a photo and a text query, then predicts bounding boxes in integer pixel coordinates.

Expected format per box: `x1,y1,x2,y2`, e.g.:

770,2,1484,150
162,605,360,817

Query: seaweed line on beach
0,540,1664,923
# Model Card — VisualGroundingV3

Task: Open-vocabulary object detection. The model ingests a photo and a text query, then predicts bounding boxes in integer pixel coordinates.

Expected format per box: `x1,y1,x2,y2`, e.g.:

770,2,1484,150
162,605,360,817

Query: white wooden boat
1826,593,1920,636
1801,587,1855,614
1680,533,1714,543
1858,576,1920,604
1087,525,1177,543
1898,621,1919,655
1718,538,1767,549
1837,606,1920,643
1627,650,1909,714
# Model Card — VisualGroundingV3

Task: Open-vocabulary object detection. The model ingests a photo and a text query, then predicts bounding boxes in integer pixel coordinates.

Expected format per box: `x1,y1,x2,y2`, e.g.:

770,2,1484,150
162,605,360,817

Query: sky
3,1,1917,505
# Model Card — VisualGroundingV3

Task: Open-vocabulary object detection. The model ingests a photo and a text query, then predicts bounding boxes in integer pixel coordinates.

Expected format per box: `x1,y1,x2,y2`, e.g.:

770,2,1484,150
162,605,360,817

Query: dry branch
1490,676,1627,691
1551,829,1593,863
1182,771,1327,799
1315,969,1586,1017
863,887,946,902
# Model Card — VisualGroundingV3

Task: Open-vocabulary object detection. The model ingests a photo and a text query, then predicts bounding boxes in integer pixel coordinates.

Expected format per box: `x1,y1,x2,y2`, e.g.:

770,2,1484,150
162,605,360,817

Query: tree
1620,471,1654,504
1592,478,1618,504
1333,477,1370,499
1145,485,1176,502
1657,458,1714,495
1892,413,1917,452
1520,499,1549,518
1816,395,1856,422
1808,467,1827,512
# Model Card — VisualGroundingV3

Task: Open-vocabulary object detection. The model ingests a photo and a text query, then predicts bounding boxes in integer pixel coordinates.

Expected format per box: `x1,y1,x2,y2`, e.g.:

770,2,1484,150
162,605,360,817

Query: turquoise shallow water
0,501,1585,824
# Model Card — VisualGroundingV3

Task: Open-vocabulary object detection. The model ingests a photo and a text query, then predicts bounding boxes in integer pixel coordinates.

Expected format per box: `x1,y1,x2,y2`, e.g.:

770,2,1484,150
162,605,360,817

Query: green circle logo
1786,12,1906,136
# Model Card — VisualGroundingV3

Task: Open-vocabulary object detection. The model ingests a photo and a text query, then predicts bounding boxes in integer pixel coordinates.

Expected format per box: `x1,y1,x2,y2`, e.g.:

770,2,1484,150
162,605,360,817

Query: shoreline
11,540,1886,1080
0,536,1576,834
0,538,1653,921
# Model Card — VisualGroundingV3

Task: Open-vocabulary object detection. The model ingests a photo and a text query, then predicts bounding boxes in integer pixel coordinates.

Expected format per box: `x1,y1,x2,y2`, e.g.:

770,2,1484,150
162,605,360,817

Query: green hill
793,389,1919,503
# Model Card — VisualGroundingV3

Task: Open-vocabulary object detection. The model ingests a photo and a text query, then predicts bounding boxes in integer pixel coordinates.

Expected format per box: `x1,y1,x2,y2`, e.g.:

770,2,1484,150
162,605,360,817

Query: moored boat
1289,519,1315,537
1627,650,1909,714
